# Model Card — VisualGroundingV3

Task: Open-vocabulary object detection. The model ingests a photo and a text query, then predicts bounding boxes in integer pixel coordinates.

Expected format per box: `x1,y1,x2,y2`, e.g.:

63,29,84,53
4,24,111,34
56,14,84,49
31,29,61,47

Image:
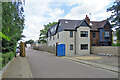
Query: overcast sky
21,0,115,41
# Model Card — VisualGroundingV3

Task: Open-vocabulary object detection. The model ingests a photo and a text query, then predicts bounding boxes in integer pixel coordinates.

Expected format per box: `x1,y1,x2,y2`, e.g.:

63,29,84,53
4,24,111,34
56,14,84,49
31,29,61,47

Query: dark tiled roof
47,19,90,37
59,19,83,30
90,20,108,31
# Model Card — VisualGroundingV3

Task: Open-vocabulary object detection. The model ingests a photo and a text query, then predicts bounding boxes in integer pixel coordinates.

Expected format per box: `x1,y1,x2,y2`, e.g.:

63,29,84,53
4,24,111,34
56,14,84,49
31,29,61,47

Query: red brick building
85,15,112,46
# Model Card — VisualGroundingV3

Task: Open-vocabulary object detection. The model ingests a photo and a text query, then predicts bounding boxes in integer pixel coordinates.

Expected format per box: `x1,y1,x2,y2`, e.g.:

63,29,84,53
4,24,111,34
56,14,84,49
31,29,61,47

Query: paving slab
2,56,32,78
62,56,119,73
72,54,119,67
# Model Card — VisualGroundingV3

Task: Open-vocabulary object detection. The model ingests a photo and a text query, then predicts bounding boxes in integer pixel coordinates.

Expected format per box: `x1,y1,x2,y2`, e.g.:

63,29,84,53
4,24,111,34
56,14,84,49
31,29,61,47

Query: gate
57,44,65,56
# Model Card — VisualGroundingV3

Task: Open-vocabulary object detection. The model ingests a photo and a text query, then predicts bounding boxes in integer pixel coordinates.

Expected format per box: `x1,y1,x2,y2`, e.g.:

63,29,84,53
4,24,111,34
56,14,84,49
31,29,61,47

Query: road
26,48,118,78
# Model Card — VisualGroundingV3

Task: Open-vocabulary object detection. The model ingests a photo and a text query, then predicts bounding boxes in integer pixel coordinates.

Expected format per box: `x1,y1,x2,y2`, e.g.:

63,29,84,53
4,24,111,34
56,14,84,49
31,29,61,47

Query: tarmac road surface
26,48,118,78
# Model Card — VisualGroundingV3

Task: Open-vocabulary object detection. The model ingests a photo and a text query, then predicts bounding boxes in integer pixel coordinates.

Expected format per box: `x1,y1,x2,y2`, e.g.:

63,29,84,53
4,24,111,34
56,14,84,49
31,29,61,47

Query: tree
107,0,120,26
39,22,57,43
25,39,34,44
2,2,25,53
116,29,120,42
107,0,120,42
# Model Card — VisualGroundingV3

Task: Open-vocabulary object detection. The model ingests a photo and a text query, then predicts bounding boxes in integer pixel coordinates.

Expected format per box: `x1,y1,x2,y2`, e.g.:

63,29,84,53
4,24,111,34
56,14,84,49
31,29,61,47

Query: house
47,19,90,56
85,15,112,46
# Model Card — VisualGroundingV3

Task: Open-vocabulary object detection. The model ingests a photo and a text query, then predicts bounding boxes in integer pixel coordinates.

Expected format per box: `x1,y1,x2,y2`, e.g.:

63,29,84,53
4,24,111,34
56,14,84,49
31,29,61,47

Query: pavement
2,56,32,78
61,54,119,73
26,48,118,78
72,54,119,67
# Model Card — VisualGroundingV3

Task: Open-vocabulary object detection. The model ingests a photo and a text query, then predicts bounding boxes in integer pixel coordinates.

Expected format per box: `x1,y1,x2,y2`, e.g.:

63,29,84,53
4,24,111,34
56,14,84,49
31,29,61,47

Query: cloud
21,0,115,41
22,2,65,41
47,8,64,20
64,0,114,20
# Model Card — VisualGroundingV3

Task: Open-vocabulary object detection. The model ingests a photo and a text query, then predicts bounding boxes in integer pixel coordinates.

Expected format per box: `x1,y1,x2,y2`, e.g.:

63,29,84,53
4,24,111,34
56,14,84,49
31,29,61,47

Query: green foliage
2,52,15,67
0,31,11,41
112,43,120,46
116,30,120,41
39,22,57,43
25,39,34,44
0,58,3,70
107,1,120,27
2,2,25,53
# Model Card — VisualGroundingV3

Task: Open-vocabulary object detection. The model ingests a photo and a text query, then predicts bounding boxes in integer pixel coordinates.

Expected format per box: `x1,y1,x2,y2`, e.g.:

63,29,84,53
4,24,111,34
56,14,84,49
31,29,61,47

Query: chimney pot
85,15,90,24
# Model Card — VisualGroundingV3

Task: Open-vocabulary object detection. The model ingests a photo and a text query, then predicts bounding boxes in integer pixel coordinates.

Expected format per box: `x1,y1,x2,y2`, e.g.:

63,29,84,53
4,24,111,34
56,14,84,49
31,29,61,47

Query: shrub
0,58,4,70
112,43,120,46
2,52,15,67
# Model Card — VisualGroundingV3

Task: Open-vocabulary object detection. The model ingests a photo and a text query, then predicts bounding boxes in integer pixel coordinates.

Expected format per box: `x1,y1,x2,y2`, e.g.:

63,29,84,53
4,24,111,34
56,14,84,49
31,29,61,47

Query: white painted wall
76,27,90,55
47,31,75,56
47,26,90,56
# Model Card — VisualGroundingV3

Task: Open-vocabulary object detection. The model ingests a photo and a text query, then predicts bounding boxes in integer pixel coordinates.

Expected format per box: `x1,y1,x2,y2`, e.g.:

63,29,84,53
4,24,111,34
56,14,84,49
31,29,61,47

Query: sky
21,0,115,42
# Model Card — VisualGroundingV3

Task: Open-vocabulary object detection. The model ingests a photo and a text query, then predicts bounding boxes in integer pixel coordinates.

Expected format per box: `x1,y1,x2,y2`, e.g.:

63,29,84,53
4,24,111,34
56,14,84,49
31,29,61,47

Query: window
57,33,59,39
105,37,109,40
81,44,88,50
70,31,73,37
70,44,73,50
105,31,109,37
81,31,88,37
93,32,96,38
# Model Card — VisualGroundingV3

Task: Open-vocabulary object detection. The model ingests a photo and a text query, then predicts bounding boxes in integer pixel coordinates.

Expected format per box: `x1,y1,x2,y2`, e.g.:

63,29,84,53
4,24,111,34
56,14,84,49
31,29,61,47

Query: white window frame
105,31,109,37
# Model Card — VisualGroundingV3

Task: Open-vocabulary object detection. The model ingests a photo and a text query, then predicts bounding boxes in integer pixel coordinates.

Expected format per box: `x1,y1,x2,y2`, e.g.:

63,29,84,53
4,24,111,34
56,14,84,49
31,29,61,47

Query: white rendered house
47,19,90,56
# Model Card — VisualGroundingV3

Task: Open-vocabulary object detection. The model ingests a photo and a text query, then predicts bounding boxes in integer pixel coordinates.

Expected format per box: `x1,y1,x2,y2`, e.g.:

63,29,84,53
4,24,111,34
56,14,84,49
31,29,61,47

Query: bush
2,52,15,67
0,58,4,70
112,43,120,46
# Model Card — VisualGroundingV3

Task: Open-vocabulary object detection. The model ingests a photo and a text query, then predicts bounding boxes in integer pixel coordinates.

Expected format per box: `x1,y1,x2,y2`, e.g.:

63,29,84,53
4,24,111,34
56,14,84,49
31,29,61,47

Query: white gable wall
47,26,90,56
76,26,90,55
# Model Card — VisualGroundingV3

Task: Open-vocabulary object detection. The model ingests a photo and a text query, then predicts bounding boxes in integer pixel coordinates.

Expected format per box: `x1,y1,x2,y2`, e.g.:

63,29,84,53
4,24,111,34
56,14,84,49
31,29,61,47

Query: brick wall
91,46,120,56
90,31,99,46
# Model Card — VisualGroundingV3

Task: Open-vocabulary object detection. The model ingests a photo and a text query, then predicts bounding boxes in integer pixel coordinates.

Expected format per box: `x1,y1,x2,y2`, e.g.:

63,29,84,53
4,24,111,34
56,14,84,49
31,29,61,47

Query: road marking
74,57,101,60
26,56,33,78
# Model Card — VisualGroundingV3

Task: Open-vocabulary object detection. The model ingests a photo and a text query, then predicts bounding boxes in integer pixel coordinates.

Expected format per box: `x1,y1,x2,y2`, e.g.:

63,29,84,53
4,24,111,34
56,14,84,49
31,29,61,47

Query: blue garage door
57,44,65,56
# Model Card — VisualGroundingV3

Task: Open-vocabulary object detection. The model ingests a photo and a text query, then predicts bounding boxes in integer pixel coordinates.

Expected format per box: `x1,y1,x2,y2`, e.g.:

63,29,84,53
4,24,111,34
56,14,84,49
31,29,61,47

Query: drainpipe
74,31,76,55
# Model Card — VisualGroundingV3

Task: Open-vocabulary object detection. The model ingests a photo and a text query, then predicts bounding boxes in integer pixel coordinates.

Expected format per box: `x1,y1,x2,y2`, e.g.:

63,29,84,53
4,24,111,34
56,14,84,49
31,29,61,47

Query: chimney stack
85,15,90,24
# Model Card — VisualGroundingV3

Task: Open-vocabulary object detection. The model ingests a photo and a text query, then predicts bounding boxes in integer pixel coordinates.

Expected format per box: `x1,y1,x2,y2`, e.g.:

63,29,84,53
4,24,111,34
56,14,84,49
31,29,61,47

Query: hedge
112,43,120,46
1,52,15,68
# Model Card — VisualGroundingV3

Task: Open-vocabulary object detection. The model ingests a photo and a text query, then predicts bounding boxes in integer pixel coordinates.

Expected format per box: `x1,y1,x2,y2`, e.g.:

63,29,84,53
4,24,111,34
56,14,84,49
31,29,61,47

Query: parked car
16,47,20,53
